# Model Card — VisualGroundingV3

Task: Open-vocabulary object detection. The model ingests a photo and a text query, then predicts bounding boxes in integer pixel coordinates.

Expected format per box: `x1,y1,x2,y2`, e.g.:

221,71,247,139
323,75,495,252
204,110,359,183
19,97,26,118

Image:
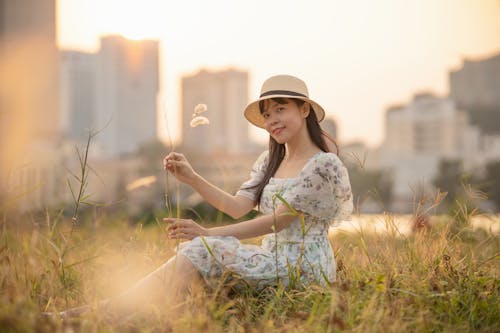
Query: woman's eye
262,113,270,119
276,107,284,112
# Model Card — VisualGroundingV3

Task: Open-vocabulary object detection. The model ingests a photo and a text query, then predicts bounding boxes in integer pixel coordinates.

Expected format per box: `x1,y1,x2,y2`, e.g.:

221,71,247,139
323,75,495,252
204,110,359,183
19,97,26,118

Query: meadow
0,208,498,332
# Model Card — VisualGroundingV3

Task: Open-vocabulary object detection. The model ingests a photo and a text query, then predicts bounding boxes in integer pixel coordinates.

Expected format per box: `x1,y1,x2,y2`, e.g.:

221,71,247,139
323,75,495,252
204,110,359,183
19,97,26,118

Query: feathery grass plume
190,116,210,128
160,100,183,288
445,179,487,239
193,103,208,116
161,101,176,219
409,187,447,233
190,103,210,128
165,103,210,284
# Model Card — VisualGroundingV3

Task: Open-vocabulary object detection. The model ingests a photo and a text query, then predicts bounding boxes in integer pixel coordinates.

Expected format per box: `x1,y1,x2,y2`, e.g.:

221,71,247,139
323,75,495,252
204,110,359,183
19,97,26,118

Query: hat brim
244,95,326,129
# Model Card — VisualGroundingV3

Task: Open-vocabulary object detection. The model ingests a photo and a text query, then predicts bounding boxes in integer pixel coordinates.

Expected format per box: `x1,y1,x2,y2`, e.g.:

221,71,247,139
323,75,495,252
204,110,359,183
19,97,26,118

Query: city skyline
61,36,159,157
2,0,499,213
57,0,500,147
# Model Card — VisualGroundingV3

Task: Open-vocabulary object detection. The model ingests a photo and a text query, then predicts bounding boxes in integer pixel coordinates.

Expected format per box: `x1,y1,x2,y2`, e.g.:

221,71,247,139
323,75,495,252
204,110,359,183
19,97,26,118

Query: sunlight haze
57,0,500,147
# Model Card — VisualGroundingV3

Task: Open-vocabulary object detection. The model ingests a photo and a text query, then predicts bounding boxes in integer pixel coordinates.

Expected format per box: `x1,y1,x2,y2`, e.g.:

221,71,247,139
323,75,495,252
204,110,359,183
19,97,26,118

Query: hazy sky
58,0,500,147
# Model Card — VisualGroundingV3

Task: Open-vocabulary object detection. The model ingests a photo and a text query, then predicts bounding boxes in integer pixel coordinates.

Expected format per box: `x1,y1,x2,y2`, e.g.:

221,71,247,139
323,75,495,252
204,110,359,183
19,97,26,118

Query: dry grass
0,212,498,332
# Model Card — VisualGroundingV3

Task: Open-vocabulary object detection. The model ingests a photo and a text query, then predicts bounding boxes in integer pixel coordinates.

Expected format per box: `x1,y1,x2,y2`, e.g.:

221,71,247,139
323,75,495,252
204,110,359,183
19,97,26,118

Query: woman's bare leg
60,254,200,318
110,254,200,309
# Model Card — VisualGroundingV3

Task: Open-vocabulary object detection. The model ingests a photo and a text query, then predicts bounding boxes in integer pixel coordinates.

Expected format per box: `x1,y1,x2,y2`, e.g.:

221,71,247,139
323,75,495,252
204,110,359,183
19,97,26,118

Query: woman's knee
168,255,202,292
174,254,197,275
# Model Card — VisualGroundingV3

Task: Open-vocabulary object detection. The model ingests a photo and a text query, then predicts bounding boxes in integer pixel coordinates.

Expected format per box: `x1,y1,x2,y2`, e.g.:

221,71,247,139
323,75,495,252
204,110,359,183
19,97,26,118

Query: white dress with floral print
177,151,353,290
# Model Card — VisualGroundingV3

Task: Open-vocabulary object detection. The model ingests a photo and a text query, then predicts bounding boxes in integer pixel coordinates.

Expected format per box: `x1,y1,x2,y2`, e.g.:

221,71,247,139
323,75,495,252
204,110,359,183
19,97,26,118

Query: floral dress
177,151,353,290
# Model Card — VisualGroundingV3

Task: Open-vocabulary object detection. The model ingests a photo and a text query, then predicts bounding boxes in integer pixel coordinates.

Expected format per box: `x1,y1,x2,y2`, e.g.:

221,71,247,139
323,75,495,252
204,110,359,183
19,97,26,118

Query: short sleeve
282,153,353,224
235,150,269,202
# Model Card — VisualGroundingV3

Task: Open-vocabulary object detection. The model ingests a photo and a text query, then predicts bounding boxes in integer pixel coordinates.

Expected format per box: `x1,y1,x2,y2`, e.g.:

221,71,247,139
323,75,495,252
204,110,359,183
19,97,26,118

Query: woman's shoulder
249,150,270,172
258,150,270,161
310,151,345,168
297,151,348,180
255,150,269,166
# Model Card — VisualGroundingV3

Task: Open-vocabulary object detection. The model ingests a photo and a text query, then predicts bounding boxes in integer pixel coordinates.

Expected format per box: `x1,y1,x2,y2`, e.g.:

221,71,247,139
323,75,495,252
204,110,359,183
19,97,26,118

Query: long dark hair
249,97,338,206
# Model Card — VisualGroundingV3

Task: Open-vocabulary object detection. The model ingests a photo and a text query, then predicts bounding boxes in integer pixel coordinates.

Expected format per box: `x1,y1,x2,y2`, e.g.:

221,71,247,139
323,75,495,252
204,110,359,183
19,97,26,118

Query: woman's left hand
164,218,210,240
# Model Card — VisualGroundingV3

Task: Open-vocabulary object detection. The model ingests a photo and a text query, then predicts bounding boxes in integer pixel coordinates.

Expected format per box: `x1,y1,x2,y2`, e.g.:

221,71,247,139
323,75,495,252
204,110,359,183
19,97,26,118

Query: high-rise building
450,53,500,135
377,93,483,212
450,54,500,112
0,0,60,197
60,51,97,142
181,69,251,154
93,36,159,157
383,93,474,158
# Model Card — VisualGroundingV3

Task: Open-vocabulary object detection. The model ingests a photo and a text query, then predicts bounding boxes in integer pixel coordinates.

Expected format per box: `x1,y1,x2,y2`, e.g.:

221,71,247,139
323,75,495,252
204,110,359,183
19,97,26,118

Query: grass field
0,210,498,332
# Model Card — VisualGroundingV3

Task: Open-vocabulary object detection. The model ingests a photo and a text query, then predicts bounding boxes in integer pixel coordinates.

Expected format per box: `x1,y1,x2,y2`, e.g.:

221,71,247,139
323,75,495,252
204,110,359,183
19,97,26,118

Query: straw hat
244,75,326,128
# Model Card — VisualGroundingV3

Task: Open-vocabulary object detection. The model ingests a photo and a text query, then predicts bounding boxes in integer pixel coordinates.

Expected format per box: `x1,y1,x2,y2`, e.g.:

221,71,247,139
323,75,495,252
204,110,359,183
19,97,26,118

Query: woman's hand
163,152,198,185
164,218,210,240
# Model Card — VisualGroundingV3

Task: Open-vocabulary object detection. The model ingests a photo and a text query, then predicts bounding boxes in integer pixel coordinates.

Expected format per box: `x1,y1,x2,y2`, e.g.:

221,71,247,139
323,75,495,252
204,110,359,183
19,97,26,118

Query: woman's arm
165,205,298,240
189,173,255,219
164,152,255,219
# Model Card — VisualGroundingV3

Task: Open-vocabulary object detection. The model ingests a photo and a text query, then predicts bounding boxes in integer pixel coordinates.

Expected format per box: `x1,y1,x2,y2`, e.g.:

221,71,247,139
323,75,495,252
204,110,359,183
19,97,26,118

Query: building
60,51,97,142
0,0,60,140
377,93,481,212
93,35,160,157
373,53,500,213
177,68,266,205
450,54,500,113
0,0,61,209
449,54,500,154
180,69,254,154
56,36,161,212
61,35,160,156
383,93,475,159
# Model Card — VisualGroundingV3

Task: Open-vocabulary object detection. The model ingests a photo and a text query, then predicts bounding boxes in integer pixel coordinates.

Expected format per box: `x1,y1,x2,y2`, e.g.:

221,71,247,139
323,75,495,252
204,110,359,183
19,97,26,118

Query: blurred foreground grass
0,214,498,332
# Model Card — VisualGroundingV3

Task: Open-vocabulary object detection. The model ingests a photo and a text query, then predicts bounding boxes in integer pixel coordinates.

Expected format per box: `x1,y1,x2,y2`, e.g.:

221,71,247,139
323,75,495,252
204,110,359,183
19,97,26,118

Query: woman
57,74,353,318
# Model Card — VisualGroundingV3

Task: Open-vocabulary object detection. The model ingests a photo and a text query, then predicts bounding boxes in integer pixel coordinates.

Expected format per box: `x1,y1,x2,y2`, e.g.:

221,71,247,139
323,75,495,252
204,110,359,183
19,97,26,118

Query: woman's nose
265,113,278,125
265,118,278,128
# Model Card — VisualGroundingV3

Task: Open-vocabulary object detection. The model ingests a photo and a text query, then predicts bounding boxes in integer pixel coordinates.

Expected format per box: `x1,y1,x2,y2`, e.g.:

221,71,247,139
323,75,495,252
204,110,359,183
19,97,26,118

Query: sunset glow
58,0,164,49
58,0,500,146
98,1,162,41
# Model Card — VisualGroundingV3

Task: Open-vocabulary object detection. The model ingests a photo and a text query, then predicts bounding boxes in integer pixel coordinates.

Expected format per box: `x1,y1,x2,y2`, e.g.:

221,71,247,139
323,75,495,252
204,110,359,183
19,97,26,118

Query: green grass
0,214,498,332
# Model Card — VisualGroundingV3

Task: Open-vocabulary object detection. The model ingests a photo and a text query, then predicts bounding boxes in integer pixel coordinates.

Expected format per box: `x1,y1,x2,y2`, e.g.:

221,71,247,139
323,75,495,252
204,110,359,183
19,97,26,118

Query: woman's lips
272,127,284,136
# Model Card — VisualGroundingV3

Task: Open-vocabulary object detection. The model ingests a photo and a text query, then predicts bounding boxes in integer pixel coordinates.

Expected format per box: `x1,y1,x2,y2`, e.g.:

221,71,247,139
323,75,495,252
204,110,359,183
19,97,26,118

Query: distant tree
466,109,500,135
481,160,500,211
432,159,464,208
134,140,170,213
346,164,393,212
432,158,487,227
136,140,169,175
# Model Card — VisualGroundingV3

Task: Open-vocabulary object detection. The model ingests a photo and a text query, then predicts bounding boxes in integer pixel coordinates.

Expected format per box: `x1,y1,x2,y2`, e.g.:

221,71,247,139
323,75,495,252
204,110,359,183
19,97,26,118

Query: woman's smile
272,127,284,136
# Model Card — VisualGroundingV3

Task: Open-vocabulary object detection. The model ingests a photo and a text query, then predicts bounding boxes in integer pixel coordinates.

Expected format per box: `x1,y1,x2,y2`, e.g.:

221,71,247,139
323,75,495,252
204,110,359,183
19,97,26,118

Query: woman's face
261,98,309,144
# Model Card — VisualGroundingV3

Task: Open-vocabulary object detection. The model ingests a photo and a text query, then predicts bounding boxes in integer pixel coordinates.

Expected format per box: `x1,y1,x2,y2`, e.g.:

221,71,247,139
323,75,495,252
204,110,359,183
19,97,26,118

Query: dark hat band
259,90,308,98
